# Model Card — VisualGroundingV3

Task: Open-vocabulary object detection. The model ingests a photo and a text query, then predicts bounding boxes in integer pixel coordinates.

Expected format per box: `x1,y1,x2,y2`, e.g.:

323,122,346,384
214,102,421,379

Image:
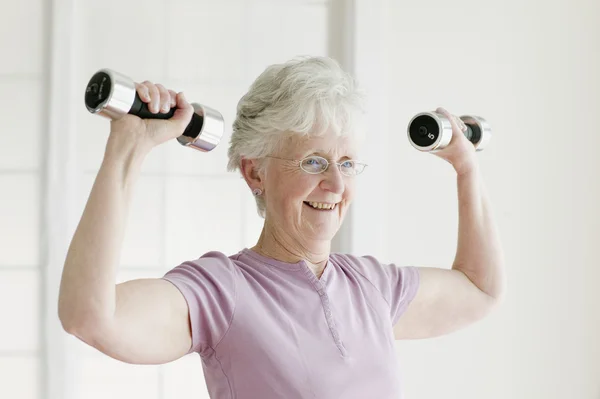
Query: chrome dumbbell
407,111,491,152
84,68,224,152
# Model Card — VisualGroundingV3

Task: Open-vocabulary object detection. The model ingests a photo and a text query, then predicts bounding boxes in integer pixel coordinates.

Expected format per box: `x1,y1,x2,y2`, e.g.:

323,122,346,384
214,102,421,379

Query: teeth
308,201,337,210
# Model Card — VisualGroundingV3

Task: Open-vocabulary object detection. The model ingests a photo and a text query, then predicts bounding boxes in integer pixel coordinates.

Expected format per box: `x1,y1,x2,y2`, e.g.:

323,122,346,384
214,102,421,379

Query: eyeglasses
265,155,367,176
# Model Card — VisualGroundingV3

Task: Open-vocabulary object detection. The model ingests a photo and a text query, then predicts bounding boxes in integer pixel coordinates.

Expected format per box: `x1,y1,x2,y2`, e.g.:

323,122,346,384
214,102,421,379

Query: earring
252,188,263,196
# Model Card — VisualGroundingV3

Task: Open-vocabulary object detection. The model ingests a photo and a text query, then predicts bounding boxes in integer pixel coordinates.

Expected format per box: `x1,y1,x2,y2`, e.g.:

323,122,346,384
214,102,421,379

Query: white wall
0,0,46,397
383,0,600,398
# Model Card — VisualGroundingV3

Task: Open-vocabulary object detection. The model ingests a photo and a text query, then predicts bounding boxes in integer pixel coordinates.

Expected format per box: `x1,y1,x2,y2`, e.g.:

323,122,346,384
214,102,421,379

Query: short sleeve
384,263,420,326
161,251,237,357
338,254,420,326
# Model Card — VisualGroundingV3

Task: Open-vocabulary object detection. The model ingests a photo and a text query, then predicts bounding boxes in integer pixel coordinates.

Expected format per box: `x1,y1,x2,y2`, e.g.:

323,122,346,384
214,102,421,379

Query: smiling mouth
303,201,338,211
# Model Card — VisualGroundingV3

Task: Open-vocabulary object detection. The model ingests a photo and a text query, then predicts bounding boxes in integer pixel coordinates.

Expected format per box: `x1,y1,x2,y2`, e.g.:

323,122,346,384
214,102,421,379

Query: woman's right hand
107,81,195,156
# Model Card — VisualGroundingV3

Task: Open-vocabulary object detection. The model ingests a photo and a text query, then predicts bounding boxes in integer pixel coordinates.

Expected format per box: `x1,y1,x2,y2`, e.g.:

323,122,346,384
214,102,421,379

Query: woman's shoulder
172,247,280,271
330,252,383,268
165,249,246,278
329,252,391,280
330,252,415,281
330,252,419,297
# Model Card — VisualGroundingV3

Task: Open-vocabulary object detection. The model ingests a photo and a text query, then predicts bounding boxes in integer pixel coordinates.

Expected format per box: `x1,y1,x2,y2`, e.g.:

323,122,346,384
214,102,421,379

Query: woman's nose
320,164,345,194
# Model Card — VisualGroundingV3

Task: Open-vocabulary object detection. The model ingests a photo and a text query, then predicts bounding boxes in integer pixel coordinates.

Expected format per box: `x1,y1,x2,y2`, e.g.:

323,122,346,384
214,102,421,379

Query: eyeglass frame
264,155,368,176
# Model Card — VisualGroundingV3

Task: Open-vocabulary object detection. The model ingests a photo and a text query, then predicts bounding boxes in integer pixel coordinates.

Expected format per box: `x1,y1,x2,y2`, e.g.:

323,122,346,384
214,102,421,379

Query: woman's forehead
284,134,358,157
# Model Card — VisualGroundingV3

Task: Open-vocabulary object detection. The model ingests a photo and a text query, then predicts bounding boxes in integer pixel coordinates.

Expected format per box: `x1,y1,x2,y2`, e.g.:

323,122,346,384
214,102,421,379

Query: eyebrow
308,150,355,159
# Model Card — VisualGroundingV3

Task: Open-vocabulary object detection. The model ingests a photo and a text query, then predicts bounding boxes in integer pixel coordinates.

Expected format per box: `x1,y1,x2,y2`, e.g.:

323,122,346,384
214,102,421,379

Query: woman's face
262,132,359,244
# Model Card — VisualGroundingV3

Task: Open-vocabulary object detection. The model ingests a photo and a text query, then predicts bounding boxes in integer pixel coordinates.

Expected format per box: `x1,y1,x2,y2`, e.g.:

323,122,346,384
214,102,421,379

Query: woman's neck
251,223,330,276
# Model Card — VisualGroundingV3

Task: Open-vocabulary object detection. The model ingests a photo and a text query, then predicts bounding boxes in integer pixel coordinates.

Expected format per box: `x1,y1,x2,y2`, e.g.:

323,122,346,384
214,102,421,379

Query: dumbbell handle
128,93,205,140
130,93,177,120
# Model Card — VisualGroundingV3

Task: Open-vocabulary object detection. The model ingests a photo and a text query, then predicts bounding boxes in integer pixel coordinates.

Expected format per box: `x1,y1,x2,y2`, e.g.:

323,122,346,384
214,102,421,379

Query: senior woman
58,56,505,399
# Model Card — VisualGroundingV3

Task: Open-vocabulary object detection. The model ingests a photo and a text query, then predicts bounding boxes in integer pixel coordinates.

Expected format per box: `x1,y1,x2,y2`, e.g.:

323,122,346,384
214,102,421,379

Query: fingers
136,81,175,114
143,81,160,113
168,89,177,108
171,92,194,125
135,82,150,102
436,107,467,133
453,115,467,132
456,116,467,132
155,84,172,113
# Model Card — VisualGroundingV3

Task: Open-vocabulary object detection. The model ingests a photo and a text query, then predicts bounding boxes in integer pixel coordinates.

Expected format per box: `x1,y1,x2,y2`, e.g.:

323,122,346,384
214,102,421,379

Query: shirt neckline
240,248,332,280
241,247,307,271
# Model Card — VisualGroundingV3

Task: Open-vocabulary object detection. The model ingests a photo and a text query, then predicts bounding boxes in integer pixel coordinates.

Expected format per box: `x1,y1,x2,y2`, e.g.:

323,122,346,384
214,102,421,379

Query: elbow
58,294,85,334
58,309,96,339
493,286,507,306
474,283,506,322
465,262,508,309
481,289,506,319
58,300,109,343
491,268,508,306
58,297,77,333
59,313,112,352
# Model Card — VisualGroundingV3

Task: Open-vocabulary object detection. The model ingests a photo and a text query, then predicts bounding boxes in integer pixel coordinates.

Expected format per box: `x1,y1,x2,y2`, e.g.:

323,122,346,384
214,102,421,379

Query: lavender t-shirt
162,248,420,399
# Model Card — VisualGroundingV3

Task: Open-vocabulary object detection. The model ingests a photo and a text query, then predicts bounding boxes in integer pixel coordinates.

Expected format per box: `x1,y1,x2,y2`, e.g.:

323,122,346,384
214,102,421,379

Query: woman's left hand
431,107,478,176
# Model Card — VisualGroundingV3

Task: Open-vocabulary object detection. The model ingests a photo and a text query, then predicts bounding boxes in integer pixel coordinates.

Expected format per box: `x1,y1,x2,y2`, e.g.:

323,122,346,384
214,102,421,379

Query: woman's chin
302,218,342,241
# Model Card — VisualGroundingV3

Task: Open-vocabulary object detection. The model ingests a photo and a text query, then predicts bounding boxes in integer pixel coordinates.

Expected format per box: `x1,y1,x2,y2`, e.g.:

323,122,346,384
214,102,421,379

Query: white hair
227,55,367,218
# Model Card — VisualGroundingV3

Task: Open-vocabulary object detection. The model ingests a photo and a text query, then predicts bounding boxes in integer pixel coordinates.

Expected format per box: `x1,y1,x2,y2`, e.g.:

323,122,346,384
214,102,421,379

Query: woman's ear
240,157,263,191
